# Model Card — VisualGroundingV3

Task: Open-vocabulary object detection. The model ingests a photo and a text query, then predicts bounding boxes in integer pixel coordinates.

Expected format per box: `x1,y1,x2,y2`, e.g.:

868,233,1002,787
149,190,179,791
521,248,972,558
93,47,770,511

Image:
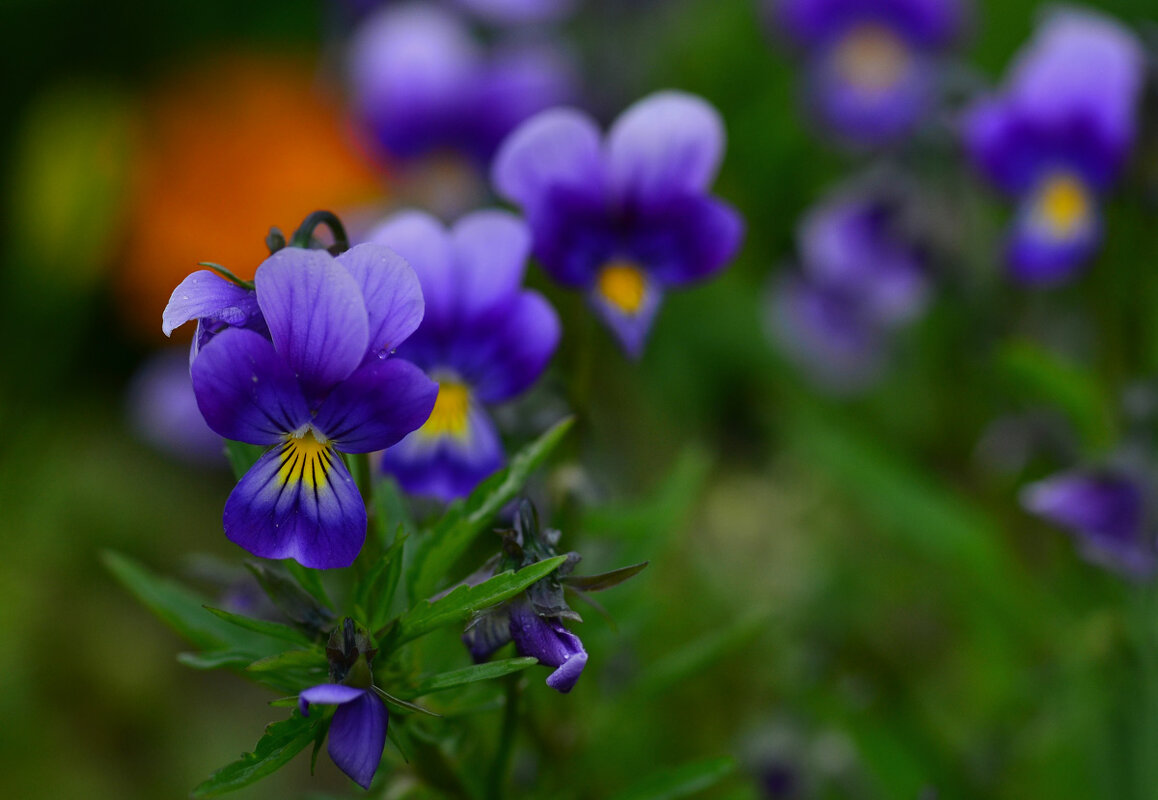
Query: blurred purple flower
1022,469,1156,578
493,91,744,357
455,0,576,25
962,9,1144,285
347,3,576,167
178,245,438,568
126,349,223,465
768,184,928,391
771,0,968,146
366,210,560,500
300,684,389,789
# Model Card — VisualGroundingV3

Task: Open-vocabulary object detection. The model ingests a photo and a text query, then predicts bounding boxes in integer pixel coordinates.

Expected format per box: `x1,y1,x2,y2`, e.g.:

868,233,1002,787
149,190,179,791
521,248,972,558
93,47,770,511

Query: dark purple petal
463,606,514,662
298,684,366,716
492,107,605,215
380,400,504,501
629,195,744,288
336,244,425,360
463,290,560,404
1021,470,1154,576
365,210,457,333
224,439,367,569
328,691,389,789
449,210,531,322
1004,174,1101,286
774,0,967,50
255,248,370,399
588,267,663,360
162,270,258,337
508,602,587,693
606,91,725,210
313,358,438,454
190,328,309,445
527,184,617,288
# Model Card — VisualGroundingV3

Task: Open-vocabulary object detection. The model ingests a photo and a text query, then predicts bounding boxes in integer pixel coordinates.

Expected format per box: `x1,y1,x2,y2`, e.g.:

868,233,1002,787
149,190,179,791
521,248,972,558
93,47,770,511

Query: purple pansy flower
962,9,1144,285
365,209,560,501
768,183,928,391
168,245,438,568
1022,469,1156,578
493,90,743,357
771,0,968,146
347,2,576,167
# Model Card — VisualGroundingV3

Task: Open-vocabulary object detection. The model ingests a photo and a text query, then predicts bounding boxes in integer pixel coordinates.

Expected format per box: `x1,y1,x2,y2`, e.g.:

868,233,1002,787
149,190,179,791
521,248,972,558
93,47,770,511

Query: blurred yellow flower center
278,429,333,490
597,261,647,315
834,24,910,93
1036,172,1089,238
423,380,471,439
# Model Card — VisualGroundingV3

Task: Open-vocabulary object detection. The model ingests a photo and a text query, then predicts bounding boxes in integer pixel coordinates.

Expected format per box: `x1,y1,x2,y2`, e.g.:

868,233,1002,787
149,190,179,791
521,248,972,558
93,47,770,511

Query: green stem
486,675,521,800
289,210,350,253
1130,582,1158,800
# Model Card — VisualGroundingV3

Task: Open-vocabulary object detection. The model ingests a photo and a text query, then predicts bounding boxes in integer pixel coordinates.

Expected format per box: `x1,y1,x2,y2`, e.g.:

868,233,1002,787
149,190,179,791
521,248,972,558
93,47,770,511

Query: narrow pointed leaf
408,658,539,697
563,561,649,592
246,649,327,673
356,530,407,632
608,756,737,800
204,606,317,647
191,713,322,797
177,650,255,670
409,417,574,601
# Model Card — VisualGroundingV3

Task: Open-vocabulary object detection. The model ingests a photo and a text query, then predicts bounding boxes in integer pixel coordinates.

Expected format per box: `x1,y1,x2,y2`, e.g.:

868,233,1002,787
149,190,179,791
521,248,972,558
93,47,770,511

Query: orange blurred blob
118,53,384,340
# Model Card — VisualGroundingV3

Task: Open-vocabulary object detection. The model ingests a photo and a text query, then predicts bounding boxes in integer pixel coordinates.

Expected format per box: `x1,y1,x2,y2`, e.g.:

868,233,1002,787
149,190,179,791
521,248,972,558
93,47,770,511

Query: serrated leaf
246,649,327,673
409,417,574,601
177,650,255,670
408,658,539,697
382,556,566,649
192,713,322,797
205,606,317,647
608,756,736,800
564,561,649,592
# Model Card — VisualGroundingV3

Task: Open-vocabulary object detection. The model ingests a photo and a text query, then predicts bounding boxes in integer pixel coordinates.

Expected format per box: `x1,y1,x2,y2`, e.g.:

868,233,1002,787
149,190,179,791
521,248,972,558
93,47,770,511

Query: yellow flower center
277,429,333,490
596,260,647,315
1035,172,1090,238
422,380,471,439
833,23,910,94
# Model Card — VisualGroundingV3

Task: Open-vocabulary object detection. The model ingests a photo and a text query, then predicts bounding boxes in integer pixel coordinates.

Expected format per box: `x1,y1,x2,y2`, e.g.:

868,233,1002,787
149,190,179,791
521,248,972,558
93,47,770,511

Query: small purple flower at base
508,600,588,693
169,244,438,568
300,685,389,790
1021,470,1156,578
366,209,560,501
771,0,967,147
962,10,1144,285
493,91,744,358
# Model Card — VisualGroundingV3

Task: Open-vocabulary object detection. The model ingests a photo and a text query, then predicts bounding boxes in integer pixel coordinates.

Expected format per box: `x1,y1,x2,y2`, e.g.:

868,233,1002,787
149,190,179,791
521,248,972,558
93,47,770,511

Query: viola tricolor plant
493,90,743,357
365,209,560,501
962,9,1144,284
771,0,968,146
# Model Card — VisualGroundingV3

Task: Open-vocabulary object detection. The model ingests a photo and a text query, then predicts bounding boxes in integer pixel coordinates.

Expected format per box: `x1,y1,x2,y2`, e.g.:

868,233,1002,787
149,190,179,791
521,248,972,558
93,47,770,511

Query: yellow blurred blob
118,53,383,340
422,381,471,439
833,24,911,94
597,260,648,315
1035,172,1090,239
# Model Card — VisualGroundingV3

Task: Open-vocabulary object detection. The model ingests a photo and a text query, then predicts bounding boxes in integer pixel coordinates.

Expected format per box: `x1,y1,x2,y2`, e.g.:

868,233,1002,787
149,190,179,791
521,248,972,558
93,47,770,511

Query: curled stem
289,210,350,254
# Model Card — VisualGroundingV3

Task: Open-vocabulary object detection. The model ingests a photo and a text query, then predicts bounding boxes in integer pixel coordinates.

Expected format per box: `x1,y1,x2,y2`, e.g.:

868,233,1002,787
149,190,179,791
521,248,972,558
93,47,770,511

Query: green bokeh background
3,0,1158,797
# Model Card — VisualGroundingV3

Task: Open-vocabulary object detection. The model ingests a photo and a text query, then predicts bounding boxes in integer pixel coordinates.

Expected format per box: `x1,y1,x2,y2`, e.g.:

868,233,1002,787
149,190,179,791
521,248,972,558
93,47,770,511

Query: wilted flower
962,9,1144,284
365,210,560,500
770,0,968,146
347,2,575,167
1022,468,1156,578
493,91,743,357
300,619,389,789
164,244,438,568
768,181,928,391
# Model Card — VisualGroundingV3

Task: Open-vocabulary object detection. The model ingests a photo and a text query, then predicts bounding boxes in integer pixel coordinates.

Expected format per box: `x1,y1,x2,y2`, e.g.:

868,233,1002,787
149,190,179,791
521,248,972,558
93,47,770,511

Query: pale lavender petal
508,602,587,693
313,358,438,453
492,107,605,214
449,210,531,322
365,210,457,332
190,328,309,445
328,691,389,789
380,402,504,501
162,270,257,337
224,442,366,569
255,248,370,398
464,291,560,404
299,684,366,716
606,91,724,210
337,243,425,359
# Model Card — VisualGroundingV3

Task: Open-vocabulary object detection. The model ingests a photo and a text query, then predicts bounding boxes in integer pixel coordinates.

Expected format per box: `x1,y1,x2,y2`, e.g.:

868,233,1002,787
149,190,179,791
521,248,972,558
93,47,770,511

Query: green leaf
245,562,333,637
102,551,258,653
224,439,266,481
372,476,413,549
246,649,327,673
564,561,649,592
408,658,539,697
176,650,255,670
204,606,317,647
409,417,574,601
192,713,322,797
355,530,407,633
382,556,567,649
608,756,736,800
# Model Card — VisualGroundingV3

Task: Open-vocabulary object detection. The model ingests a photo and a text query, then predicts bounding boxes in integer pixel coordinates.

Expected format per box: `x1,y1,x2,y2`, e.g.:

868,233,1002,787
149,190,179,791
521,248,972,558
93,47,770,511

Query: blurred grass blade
176,650,254,670
608,756,736,800
246,649,327,673
409,417,574,602
408,658,539,698
191,713,321,797
636,611,769,698
204,607,317,647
